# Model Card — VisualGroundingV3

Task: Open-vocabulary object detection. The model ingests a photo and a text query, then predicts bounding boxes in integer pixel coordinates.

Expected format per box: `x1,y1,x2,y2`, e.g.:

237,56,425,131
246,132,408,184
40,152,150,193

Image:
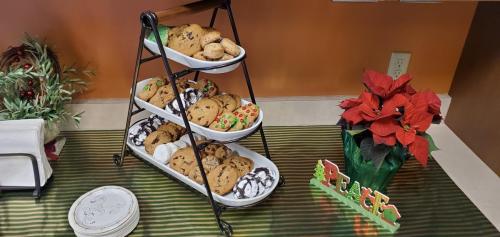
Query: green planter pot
341,130,404,194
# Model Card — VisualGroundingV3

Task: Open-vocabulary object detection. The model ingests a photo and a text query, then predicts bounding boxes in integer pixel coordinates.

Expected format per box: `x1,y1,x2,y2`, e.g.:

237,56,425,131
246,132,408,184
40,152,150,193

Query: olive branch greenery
0,35,93,126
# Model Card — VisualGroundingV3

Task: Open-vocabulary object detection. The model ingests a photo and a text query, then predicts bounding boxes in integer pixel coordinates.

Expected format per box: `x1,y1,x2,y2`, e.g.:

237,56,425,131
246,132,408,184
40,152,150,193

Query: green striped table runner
0,126,498,236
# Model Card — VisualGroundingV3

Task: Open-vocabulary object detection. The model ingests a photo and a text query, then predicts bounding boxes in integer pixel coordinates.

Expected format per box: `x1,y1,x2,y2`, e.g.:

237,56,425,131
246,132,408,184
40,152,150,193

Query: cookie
228,116,246,131
232,167,274,199
252,167,275,189
128,115,165,146
149,85,177,109
144,131,173,155
207,164,239,195
195,79,218,97
192,51,207,61
220,38,240,56
233,175,260,199
203,155,222,173
157,122,185,140
200,31,222,48
209,111,238,132
203,43,225,60
169,147,196,175
233,103,260,128
166,88,203,115
167,24,204,56
137,77,165,101
224,156,253,177
212,94,241,112
153,143,179,164
202,144,232,160
219,54,234,61
188,167,205,184
187,98,220,126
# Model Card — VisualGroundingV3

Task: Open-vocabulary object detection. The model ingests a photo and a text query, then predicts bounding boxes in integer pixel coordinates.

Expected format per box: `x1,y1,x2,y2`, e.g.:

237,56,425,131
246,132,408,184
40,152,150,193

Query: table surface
0,126,498,236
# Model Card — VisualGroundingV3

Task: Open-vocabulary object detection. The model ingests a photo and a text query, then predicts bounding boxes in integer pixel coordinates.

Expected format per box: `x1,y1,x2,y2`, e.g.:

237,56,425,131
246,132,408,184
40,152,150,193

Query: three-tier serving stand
112,0,284,235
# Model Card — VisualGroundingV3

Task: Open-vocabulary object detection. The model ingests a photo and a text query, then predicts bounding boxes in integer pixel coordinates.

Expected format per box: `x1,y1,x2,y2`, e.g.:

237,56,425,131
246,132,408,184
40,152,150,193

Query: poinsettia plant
339,70,440,167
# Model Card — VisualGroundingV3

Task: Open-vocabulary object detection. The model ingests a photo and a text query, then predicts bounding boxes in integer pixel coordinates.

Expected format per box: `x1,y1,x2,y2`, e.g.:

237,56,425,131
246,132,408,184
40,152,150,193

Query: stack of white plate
68,186,140,237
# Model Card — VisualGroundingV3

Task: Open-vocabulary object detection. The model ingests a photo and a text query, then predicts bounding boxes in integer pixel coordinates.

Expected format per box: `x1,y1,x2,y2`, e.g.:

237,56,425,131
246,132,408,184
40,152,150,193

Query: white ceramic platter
126,123,279,207
143,38,245,74
134,78,263,142
68,186,139,237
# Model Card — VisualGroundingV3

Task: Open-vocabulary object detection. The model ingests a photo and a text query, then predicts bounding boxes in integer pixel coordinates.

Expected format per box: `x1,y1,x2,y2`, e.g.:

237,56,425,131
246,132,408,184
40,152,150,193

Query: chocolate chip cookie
200,31,222,48
169,147,196,176
207,164,239,195
149,85,177,109
224,155,254,177
212,94,241,112
144,130,173,155
157,122,185,141
201,144,232,160
167,24,204,56
187,98,220,126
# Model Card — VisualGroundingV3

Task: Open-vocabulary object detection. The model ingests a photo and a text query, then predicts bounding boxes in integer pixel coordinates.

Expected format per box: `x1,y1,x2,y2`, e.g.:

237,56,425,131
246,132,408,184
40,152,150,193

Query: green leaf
423,133,439,153
346,129,366,136
360,137,391,169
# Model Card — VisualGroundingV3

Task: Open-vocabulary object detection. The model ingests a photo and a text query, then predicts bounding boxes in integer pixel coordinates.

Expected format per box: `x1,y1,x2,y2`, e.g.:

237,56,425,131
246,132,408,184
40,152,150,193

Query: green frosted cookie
147,24,169,45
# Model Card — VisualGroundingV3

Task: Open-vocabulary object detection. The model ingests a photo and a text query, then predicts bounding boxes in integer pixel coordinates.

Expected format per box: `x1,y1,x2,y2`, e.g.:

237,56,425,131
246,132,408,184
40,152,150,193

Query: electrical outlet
387,52,411,79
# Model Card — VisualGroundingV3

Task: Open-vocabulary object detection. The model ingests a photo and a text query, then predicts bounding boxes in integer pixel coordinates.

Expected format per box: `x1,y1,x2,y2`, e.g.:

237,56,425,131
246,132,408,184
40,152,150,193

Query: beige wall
0,1,476,99
446,3,500,176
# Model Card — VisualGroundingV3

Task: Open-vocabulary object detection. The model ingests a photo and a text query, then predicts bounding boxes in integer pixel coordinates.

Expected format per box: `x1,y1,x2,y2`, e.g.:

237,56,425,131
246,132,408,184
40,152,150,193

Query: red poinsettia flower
362,70,412,98
395,105,433,146
368,94,410,146
410,91,441,115
409,135,430,166
338,70,440,167
341,92,401,125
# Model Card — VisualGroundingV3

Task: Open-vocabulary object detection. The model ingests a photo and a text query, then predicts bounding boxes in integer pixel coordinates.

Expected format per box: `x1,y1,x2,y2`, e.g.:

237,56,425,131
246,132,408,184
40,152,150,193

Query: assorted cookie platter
144,24,245,74
127,117,279,207
134,77,263,141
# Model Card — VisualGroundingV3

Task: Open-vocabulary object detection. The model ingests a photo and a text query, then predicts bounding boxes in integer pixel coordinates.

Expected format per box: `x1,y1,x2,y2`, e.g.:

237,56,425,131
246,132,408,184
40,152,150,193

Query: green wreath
0,35,93,126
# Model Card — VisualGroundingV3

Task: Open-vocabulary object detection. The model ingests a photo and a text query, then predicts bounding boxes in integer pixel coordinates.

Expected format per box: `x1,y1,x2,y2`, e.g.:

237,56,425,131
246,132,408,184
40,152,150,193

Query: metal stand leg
224,0,272,159
143,11,232,236
113,27,146,167
224,0,283,189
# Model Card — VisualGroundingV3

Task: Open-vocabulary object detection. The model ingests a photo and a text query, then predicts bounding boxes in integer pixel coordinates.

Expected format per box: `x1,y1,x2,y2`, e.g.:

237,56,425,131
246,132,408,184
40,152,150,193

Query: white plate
126,122,279,207
144,38,245,74
68,186,139,237
134,78,263,142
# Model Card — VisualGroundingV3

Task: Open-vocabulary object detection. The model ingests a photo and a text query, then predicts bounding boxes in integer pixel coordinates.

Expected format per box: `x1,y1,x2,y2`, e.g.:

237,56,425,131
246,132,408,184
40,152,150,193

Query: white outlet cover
387,52,411,79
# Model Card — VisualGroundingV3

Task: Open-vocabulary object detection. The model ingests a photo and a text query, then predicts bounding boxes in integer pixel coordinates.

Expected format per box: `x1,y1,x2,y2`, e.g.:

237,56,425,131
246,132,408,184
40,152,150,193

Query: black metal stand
112,1,283,236
0,153,42,198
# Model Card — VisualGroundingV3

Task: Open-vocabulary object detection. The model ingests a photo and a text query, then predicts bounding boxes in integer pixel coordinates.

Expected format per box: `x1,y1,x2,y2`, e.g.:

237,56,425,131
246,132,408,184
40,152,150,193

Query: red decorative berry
26,90,34,97
28,80,34,86
20,91,26,97
224,120,227,123
23,63,32,70
239,114,243,118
